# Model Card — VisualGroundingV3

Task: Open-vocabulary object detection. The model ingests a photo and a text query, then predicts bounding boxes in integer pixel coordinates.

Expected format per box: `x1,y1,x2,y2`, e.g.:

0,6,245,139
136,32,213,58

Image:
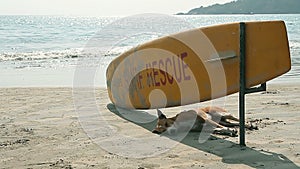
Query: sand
0,84,300,169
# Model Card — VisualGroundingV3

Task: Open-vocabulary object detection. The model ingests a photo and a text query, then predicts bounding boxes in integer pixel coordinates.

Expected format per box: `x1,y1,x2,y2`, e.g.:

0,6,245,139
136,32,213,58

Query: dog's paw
152,130,161,134
247,122,259,130
214,127,238,137
224,127,238,137
230,128,238,137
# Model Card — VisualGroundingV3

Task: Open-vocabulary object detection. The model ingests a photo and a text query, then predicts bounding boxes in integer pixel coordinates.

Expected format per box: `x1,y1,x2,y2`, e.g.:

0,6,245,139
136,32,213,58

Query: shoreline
0,84,299,168
0,79,300,88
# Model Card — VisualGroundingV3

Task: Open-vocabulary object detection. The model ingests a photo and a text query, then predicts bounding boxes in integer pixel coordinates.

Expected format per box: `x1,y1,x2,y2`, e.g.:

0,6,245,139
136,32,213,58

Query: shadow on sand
107,103,299,169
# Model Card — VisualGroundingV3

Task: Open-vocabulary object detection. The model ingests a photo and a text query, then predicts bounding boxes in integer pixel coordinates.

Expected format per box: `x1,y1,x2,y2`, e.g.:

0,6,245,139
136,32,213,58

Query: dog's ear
157,109,166,119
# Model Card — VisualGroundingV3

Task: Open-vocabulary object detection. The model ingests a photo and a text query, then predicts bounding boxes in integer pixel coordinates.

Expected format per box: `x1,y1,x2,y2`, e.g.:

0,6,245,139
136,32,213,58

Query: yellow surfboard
106,21,291,109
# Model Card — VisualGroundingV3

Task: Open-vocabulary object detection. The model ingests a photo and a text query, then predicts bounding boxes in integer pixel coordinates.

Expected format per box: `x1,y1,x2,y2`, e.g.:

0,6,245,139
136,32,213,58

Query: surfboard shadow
106,103,157,131
107,103,299,169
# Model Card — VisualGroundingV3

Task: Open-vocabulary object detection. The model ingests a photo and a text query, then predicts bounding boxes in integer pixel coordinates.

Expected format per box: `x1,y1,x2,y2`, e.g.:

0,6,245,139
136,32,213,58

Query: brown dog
152,106,255,136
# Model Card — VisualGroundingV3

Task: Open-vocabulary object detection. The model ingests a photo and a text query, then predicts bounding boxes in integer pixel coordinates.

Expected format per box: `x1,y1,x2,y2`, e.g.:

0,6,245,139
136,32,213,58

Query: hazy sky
0,0,233,16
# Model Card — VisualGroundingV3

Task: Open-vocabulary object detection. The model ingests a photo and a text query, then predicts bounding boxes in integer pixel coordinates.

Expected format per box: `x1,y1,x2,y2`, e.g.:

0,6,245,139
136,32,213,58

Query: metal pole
239,22,246,146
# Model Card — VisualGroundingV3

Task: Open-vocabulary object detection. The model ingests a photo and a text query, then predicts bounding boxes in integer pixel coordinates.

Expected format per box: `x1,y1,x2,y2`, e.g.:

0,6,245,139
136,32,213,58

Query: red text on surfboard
136,52,190,89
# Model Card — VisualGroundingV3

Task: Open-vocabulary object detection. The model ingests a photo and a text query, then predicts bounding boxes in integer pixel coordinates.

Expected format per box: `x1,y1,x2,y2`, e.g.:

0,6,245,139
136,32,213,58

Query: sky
0,0,233,16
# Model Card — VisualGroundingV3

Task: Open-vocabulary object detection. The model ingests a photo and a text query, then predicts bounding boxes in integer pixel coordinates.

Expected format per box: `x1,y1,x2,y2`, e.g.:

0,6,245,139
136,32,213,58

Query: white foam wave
290,40,300,49
104,46,133,57
0,48,85,62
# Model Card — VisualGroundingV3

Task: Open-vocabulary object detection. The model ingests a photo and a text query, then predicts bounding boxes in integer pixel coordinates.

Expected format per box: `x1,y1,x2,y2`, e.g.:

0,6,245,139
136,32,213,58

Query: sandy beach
0,83,299,169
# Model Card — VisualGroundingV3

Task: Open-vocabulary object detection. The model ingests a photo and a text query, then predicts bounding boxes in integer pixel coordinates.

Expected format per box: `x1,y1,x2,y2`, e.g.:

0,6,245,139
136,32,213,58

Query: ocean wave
290,40,300,49
0,45,136,70
290,40,300,66
292,57,300,65
0,44,135,63
104,46,133,57
0,49,85,62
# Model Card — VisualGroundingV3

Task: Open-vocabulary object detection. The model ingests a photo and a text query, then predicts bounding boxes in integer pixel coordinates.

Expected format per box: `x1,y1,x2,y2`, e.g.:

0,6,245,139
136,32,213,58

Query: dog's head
152,109,175,134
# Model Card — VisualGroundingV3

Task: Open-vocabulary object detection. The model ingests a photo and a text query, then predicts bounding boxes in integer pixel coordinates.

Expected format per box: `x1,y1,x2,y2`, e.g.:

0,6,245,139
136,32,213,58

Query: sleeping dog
152,106,256,136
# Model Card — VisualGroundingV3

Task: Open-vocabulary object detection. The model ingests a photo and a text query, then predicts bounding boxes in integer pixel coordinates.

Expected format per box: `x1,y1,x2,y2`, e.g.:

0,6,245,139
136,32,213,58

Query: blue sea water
0,14,299,87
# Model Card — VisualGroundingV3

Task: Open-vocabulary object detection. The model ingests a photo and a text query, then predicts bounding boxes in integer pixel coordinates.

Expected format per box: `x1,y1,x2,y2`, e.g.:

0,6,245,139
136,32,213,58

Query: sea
0,14,299,87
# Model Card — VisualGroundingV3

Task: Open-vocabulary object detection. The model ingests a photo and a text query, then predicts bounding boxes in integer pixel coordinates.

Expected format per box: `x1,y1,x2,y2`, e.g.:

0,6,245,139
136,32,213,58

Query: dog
152,106,256,137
